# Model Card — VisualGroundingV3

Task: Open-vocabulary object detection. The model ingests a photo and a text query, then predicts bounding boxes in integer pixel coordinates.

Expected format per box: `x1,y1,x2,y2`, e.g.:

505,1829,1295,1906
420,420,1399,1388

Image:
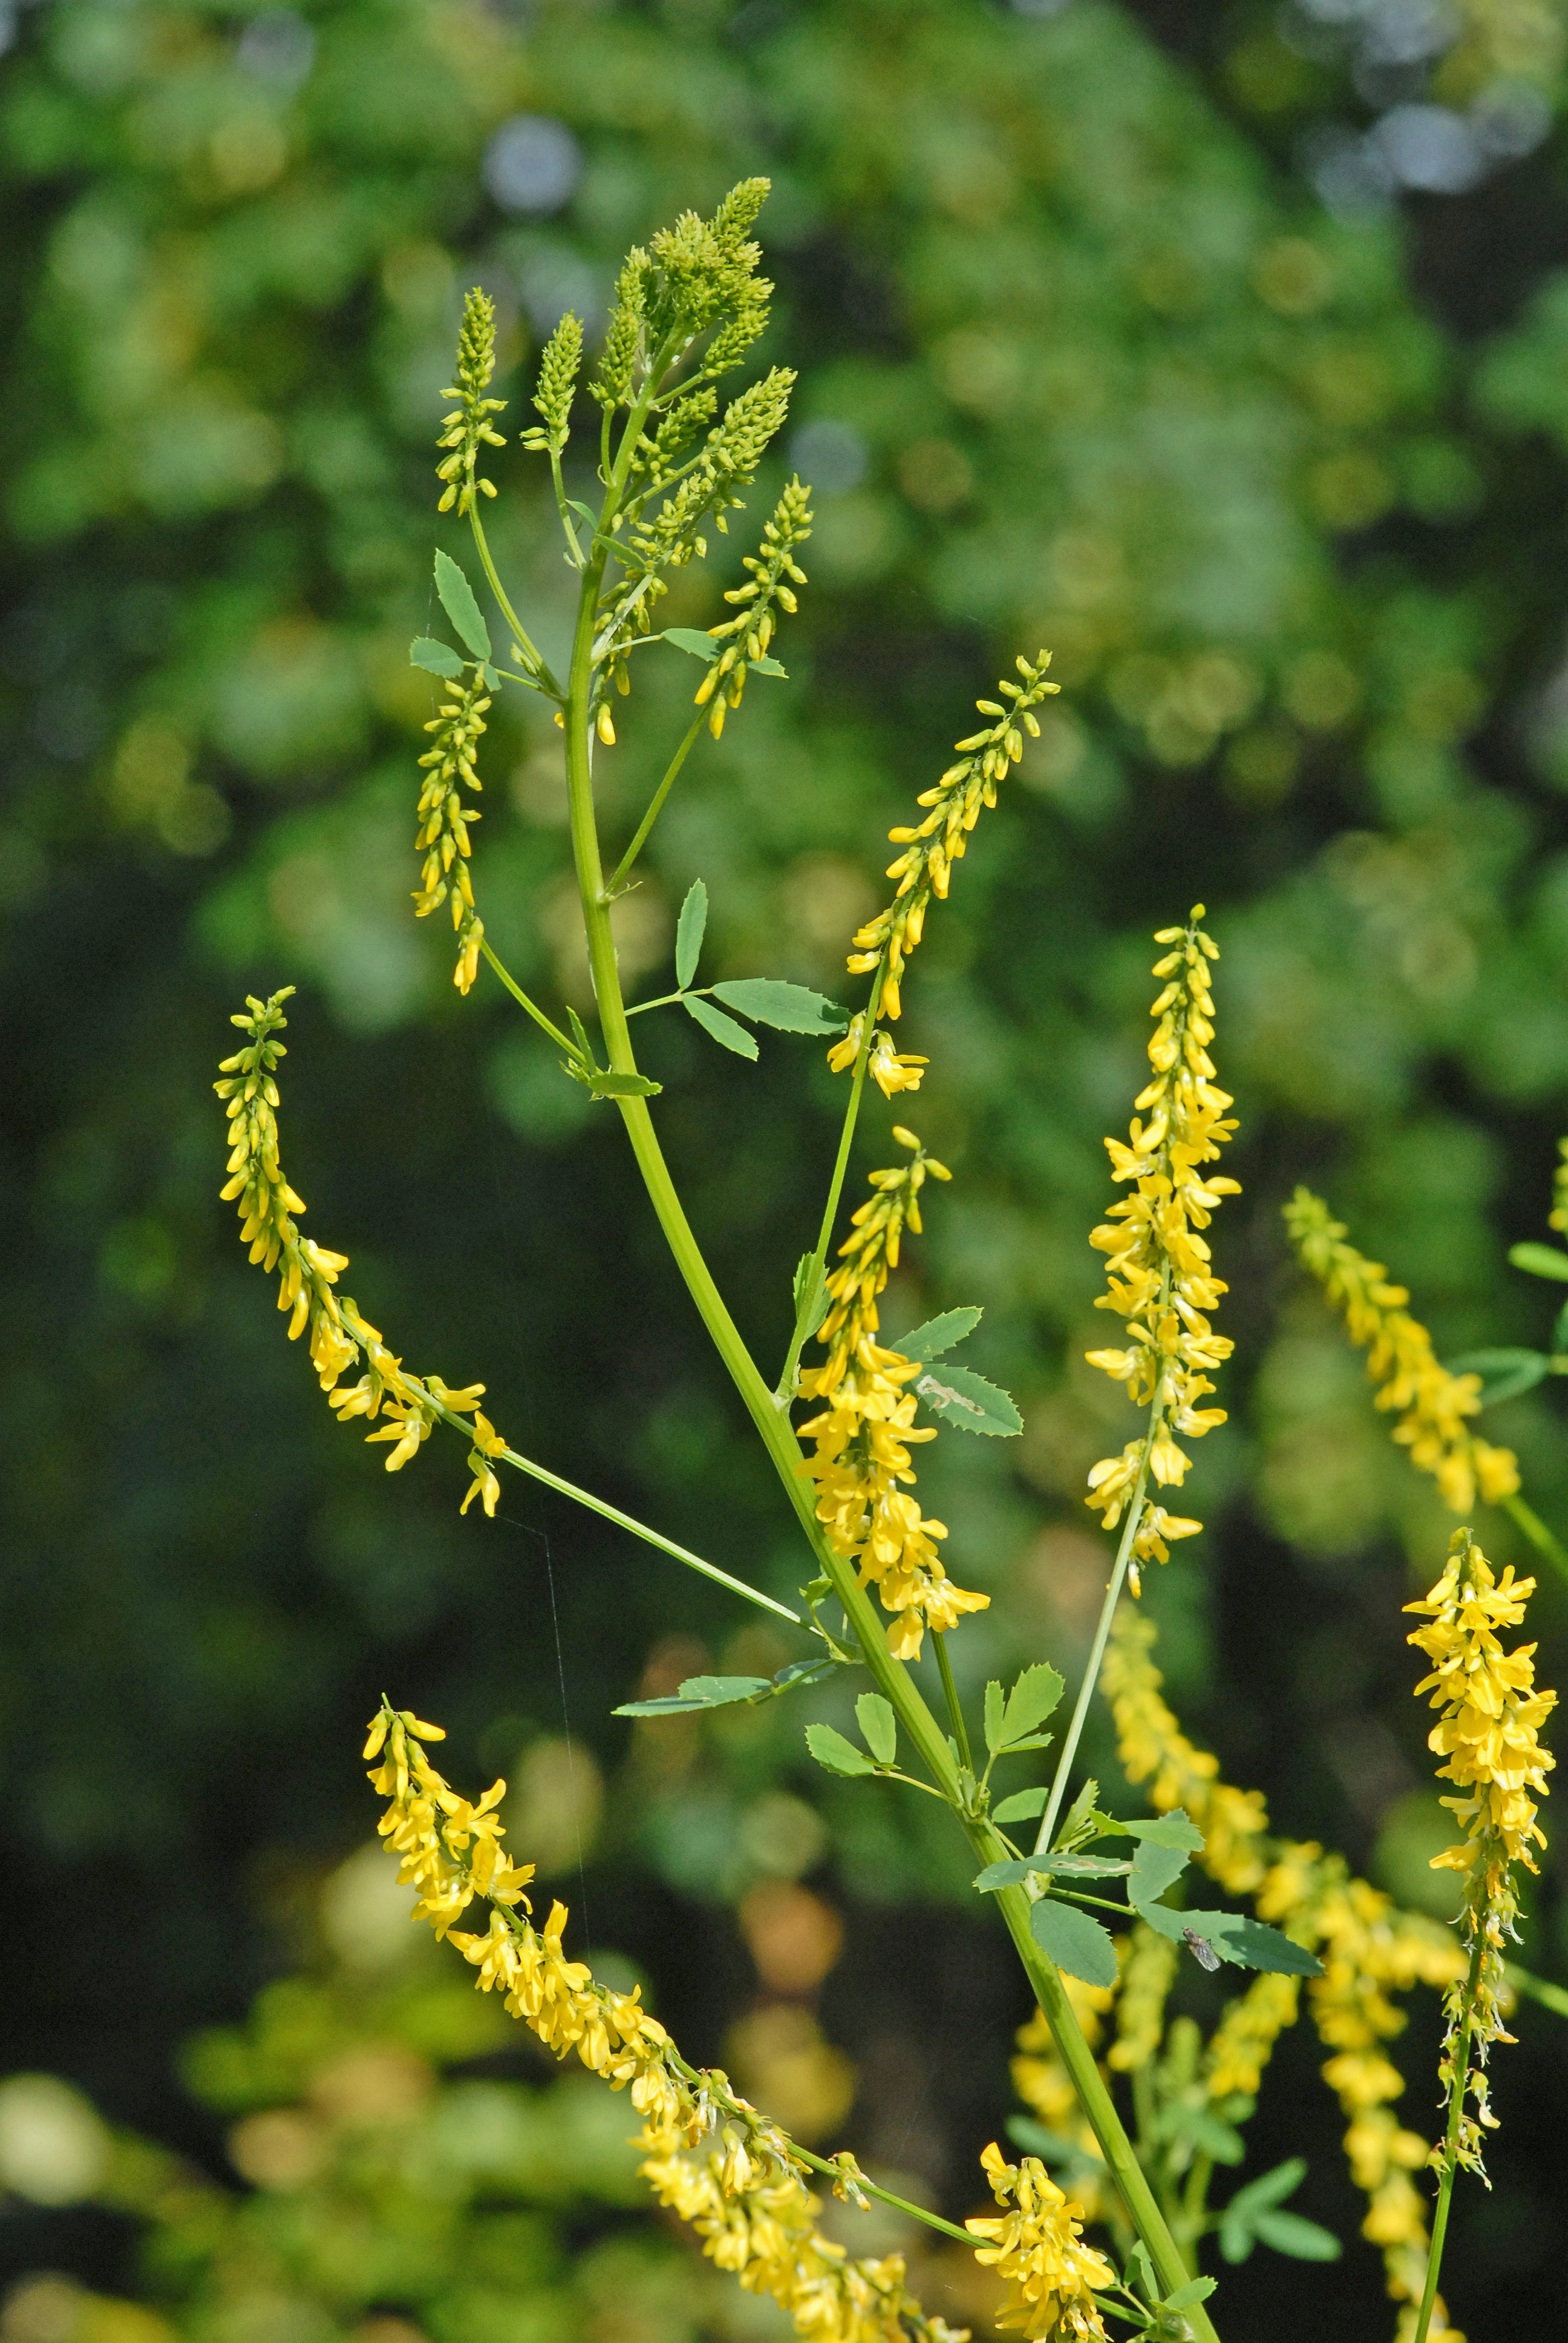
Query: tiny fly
1183,1925,1220,1972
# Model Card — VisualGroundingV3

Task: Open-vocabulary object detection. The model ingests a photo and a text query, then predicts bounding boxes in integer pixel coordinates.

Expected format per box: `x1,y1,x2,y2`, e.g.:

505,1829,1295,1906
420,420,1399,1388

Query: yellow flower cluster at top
413,671,491,994
1102,1610,1468,2339
1406,1530,1556,2177
694,476,811,736
215,991,506,1516
1284,1188,1518,1518
364,1706,967,2343
844,654,1058,1022
964,2143,1112,2343
1082,910,1240,1592
796,1130,988,1660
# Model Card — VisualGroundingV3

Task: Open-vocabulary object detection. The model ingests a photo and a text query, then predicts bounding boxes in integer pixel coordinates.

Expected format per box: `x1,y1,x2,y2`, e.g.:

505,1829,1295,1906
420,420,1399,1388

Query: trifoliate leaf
1445,1346,1551,1406
1128,1840,1191,1909
806,1722,877,1777
710,979,849,1034
586,1070,664,1098
855,1693,897,1766
1030,1898,1120,1988
1508,1240,1568,1281
684,994,759,1058
1226,2158,1308,2217
662,628,721,661
1125,1810,1205,1852
913,1363,1022,1436
613,1673,772,1716
898,1308,983,1363
1001,1663,1065,1746
676,878,708,990
410,635,464,678
991,1787,1048,1824
1214,1918,1324,1976
434,549,491,660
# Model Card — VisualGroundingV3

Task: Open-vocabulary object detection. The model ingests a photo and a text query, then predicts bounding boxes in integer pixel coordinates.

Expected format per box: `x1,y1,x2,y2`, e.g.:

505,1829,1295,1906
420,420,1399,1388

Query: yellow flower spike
696,476,812,726
435,288,507,516
1284,1189,1519,1517
965,2143,1112,2341
843,652,1057,1020
215,992,512,1515
364,1707,965,2343
795,1130,987,1659
1082,908,1239,1570
1405,1530,1556,2186
412,672,491,992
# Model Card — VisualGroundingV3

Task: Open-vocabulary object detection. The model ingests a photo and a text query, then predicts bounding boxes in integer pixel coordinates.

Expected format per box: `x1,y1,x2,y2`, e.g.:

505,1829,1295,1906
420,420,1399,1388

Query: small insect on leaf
915,1364,1022,1437
676,879,708,990
1183,1925,1221,1973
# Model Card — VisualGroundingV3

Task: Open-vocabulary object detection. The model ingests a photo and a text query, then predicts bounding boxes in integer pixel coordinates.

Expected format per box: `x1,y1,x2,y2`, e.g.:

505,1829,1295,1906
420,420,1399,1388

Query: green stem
604,707,707,897
933,1631,973,1775
1502,1489,1568,1590
479,939,578,1056
785,2149,974,2247
468,508,560,697
1412,1936,1483,2343
777,985,880,1398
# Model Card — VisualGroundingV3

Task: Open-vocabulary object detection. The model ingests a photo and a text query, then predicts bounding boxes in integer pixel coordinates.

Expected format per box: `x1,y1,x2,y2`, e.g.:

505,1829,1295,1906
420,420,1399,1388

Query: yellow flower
824,1014,929,1097
795,1131,988,1659
413,672,491,993
435,286,507,516
846,655,1057,1020
965,2143,1112,2341
365,1705,967,2343
694,476,812,738
215,993,508,1519
1082,909,1240,1587
1405,1530,1557,2177
1284,1188,1518,1516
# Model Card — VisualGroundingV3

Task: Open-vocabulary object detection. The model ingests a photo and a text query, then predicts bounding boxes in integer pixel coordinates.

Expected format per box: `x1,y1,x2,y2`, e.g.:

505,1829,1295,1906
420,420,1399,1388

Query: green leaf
898,1308,984,1364
913,1362,1022,1436
1055,1778,1101,1846
662,627,720,661
1161,2278,1218,2312
1227,2157,1308,2217
586,1070,664,1098
1136,1903,1245,1965
1250,2210,1341,2261
1125,1810,1204,1852
806,1722,876,1777
1002,1663,1065,1745
434,549,491,660
1217,1918,1323,1976
1129,1839,1190,1908
998,1732,1054,1755
676,879,708,990
855,1692,897,1765
747,652,788,677
613,1673,771,1716
1509,1240,1568,1282
710,978,848,1033
973,1858,1033,1893
773,1659,837,1691
983,1681,1005,1753
410,635,463,679
1445,1346,1551,1406
992,1787,1048,1824
684,994,759,1058
792,1253,828,1338
1163,2102,1246,2164
1030,1898,1120,1988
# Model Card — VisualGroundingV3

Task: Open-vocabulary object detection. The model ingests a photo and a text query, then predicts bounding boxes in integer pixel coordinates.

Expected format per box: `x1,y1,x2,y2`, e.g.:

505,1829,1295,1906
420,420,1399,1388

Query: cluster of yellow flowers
694,476,812,736
1103,1609,1467,2336
795,1130,988,1659
215,991,507,1516
1284,1190,1518,1517
826,1014,929,1101
436,286,507,515
844,654,1058,1021
1082,911,1240,1591
1405,1532,1557,2177
365,1706,966,2343
413,672,492,995
964,2143,1112,2342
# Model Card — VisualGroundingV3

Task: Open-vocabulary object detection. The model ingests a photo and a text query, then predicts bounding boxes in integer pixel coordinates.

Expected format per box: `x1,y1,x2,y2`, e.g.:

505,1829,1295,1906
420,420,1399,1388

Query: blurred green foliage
5,1,1568,2337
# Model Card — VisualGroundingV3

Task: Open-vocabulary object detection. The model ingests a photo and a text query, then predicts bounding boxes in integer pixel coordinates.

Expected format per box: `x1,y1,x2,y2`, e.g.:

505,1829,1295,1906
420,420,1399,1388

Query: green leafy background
5,1,1568,2336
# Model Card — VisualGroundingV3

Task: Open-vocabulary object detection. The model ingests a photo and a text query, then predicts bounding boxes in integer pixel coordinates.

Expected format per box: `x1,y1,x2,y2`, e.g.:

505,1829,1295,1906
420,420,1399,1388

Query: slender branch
933,1631,973,1775
468,507,560,697
776,972,882,1400
785,2147,975,2247
479,939,578,1055
1411,1936,1483,2343
604,707,707,897
1502,1489,1568,1589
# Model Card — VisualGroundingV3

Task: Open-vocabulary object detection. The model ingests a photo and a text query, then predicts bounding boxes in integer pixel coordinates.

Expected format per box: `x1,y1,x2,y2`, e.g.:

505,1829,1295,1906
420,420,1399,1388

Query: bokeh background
5,1,1568,2337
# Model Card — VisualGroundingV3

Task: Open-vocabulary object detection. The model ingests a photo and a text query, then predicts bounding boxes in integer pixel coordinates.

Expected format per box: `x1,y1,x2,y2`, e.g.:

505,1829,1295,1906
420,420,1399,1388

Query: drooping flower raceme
1083,909,1240,1591
1284,1190,1518,1518
1405,1530,1557,2178
365,1706,966,2343
215,991,507,1518
413,671,492,995
964,2142,1112,2342
795,1129,989,1659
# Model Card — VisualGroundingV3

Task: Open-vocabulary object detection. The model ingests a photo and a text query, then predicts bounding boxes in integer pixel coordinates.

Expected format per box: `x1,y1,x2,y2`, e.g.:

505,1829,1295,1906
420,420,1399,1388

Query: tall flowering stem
1405,1532,1557,2343
1033,909,1239,1855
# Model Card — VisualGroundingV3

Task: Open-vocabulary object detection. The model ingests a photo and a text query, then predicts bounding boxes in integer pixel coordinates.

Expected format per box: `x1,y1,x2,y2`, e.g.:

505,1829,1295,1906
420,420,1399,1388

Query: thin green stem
468,507,560,697
626,985,715,1018
1411,1935,1483,2343
479,940,578,1055
933,1631,973,1775
776,983,881,1399
785,2148,975,2246
604,706,707,897
548,447,586,565
1503,1489,1568,1590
